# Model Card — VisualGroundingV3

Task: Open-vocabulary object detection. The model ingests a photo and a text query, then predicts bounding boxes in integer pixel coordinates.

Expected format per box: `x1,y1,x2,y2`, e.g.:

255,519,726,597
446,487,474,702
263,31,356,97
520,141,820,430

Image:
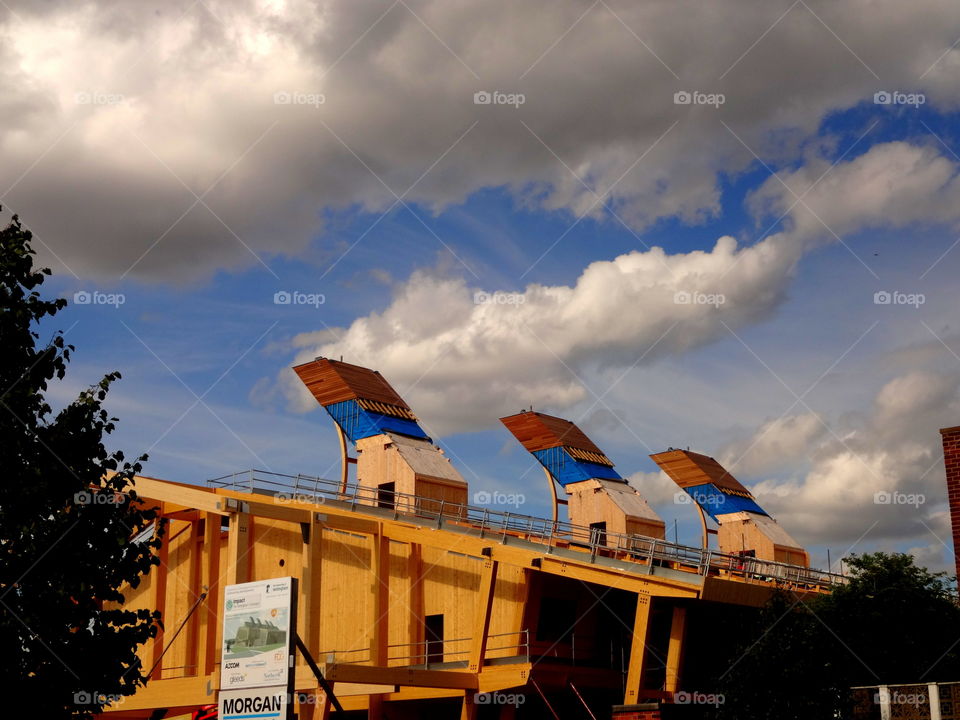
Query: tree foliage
0,213,163,717
713,552,960,719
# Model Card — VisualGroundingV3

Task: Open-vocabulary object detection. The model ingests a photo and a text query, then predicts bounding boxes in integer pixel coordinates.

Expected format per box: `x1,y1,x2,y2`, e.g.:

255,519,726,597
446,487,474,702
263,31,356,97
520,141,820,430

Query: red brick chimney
942,425,960,581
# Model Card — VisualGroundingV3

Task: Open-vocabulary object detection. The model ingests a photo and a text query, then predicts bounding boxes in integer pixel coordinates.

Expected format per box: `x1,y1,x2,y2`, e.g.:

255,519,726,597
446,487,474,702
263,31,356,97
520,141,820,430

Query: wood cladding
649,449,751,495
500,411,609,459
293,358,412,410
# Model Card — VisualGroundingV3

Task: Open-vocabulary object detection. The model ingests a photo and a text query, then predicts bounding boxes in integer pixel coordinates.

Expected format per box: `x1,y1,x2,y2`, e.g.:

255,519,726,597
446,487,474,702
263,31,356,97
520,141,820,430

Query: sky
3,0,960,574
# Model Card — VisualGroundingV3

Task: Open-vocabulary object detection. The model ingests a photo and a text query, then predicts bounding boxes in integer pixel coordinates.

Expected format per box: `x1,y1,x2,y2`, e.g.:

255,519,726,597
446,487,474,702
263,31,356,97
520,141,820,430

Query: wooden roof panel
649,449,751,495
500,411,607,456
292,358,412,409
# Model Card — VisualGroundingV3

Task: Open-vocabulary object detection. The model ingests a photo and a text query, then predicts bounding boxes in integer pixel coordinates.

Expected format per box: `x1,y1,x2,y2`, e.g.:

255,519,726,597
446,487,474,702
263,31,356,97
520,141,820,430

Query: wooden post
197,512,221,678
150,525,169,681
408,543,424,662
185,518,203,677
369,531,390,719
623,593,652,704
300,515,323,655
664,606,687,694
468,558,499,672
461,689,478,720
225,511,250,586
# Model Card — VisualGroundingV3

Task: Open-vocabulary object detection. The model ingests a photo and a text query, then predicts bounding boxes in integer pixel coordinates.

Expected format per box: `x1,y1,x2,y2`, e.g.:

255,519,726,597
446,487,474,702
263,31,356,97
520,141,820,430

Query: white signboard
218,686,288,720
221,577,297,692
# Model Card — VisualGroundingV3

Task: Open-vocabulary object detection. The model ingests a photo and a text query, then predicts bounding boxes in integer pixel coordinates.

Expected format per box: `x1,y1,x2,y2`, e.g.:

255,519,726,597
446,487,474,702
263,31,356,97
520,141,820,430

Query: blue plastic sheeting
532,446,623,486
324,399,430,443
682,483,768,521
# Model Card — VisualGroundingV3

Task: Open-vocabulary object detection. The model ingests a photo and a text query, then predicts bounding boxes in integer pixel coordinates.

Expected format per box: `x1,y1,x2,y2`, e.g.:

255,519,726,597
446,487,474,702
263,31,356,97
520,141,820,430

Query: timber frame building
97,360,843,719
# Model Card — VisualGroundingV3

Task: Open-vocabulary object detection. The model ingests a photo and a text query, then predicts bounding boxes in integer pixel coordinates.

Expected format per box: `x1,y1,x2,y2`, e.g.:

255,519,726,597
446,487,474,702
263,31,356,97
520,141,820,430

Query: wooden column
408,543,424,660
468,558,499,672
185,518,203,677
225,511,251,586
460,689,478,720
623,592,652,704
664,606,687,694
197,512,221,678
368,532,390,719
150,524,169,681
299,515,323,653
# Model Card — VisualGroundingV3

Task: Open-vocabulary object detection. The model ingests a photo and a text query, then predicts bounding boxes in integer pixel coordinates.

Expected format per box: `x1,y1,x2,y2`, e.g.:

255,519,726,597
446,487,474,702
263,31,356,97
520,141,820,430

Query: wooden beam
133,477,230,515
623,593,652,705
323,663,479,689
664,606,687,694
468,559,499,672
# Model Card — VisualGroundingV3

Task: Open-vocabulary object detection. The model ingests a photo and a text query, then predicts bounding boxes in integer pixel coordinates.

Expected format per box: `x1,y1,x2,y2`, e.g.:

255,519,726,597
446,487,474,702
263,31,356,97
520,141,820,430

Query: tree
713,552,960,719
0,212,163,717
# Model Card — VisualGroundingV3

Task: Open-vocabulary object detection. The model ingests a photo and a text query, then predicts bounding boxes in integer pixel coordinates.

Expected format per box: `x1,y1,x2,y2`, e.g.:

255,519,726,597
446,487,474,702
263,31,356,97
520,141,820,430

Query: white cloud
740,371,960,547
277,232,803,433
749,142,960,244
2,1,960,279
719,413,826,477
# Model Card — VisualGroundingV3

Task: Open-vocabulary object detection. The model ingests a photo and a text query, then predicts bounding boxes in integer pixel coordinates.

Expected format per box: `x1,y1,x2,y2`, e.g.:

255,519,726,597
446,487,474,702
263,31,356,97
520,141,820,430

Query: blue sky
5,0,960,573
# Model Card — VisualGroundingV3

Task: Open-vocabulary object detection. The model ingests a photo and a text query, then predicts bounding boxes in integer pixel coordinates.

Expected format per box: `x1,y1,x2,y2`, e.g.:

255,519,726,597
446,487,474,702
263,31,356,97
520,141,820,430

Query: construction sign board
220,577,298,692
218,687,288,720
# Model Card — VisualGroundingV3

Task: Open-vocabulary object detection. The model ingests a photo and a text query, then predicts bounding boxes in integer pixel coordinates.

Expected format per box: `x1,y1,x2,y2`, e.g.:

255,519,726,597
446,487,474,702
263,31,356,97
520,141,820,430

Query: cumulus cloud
268,138,960,434
2,0,960,279
720,413,827,477
278,233,803,432
749,142,960,244
739,371,960,547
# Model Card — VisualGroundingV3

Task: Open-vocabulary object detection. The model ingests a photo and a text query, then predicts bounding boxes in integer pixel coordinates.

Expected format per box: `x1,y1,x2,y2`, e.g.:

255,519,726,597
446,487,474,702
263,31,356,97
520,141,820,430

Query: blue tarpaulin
682,482,768,521
532,446,624,486
324,399,430,443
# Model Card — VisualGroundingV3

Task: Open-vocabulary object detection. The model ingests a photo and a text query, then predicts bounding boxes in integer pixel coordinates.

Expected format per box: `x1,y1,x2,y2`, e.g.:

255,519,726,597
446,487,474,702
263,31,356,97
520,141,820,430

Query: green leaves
0,212,163,718
713,552,960,719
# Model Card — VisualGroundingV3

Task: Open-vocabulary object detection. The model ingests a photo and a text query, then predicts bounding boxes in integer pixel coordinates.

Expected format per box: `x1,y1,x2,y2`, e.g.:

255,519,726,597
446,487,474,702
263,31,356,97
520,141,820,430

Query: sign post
218,577,298,720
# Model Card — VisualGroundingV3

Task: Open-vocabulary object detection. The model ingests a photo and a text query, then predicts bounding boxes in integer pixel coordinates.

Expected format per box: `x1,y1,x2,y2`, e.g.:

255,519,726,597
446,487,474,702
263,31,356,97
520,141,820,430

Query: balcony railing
207,469,846,591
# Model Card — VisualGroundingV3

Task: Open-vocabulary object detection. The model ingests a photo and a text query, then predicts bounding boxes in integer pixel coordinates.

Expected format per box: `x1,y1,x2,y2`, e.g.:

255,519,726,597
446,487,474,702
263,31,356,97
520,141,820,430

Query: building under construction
96,358,844,720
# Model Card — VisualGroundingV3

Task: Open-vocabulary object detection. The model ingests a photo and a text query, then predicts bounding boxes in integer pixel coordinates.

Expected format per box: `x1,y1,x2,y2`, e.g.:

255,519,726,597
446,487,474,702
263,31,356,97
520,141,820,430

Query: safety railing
317,630,530,667
207,469,846,591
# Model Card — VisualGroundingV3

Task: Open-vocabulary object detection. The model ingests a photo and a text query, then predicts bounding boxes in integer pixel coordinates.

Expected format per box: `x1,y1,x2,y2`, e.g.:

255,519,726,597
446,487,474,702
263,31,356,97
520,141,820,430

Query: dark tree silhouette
0,212,163,717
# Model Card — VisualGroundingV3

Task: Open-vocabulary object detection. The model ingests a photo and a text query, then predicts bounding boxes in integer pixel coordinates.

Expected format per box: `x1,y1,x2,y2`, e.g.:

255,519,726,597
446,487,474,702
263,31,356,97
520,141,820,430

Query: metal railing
317,630,530,667
207,469,846,590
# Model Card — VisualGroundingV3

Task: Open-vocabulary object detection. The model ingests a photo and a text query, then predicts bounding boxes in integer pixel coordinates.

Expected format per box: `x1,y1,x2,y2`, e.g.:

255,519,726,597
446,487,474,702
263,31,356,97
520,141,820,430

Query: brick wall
942,426,960,581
